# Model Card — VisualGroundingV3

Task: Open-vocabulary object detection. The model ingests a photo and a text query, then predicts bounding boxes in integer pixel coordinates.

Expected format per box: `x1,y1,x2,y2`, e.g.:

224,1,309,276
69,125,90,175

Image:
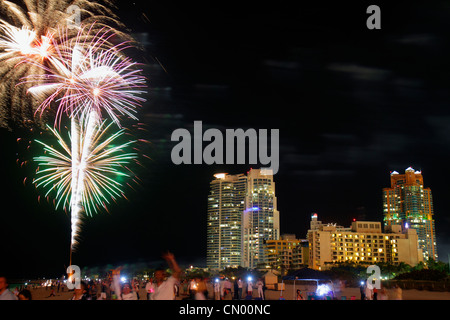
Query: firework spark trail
71,116,81,248
72,110,97,247
34,114,138,248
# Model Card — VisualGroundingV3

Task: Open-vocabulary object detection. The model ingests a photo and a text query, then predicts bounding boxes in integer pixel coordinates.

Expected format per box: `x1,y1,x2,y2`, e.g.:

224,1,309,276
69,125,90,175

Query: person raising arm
151,252,182,300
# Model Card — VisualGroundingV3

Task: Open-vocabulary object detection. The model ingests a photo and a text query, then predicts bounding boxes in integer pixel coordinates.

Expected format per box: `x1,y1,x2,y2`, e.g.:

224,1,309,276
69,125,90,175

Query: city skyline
207,166,440,272
1,1,450,279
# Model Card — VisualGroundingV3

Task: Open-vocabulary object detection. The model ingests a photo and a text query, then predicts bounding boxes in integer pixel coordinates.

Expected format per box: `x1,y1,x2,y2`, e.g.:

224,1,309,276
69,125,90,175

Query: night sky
1,0,450,279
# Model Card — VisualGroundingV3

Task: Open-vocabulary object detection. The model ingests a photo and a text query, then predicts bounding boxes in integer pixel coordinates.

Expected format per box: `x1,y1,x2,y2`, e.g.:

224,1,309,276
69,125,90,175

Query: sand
268,284,450,300
21,283,450,300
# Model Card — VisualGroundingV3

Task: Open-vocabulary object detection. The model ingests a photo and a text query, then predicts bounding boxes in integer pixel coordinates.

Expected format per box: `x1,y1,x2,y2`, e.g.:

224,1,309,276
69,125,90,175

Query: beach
22,284,450,300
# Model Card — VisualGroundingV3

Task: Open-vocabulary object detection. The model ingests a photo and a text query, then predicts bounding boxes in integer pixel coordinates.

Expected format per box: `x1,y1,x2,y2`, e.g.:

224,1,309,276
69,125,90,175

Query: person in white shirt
256,279,264,300
151,252,182,300
111,269,138,300
246,279,253,299
214,279,221,300
119,282,138,300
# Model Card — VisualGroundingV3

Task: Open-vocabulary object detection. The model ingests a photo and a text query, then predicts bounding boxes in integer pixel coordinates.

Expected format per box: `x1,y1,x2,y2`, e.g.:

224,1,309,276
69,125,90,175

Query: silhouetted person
18,289,32,300
233,279,239,299
360,282,366,300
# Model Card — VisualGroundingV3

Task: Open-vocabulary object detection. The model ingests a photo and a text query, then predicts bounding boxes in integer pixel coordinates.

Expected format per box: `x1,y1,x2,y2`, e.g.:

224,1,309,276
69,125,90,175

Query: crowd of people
69,252,183,300
4,252,404,301
187,276,266,300
0,252,182,301
0,268,407,301
0,252,270,301
2,258,408,301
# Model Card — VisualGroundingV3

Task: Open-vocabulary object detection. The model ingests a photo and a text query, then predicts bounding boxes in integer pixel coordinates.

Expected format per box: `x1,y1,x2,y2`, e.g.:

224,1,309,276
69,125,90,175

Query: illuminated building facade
242,168,280,268
265,235,309,272
382,167,438,261
207,169,280,270
207,173,247,270
307,214,423,270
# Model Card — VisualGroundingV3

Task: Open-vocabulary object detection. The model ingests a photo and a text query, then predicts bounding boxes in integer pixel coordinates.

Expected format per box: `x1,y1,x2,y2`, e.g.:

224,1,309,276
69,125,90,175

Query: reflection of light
405,223,409,229
360,281,365,286
247,276,252,282
316,284,332,297
120,277,127,283
215,278,219,283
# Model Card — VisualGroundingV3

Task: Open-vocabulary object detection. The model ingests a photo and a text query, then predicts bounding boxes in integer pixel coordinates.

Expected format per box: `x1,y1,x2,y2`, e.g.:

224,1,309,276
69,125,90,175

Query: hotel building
307,214,423,270
382,167,438,261
265,234,308,271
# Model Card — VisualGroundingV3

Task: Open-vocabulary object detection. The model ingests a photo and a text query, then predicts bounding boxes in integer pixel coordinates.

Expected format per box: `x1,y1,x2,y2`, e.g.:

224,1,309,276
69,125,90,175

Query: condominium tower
382,167,438,261
206,168,280,270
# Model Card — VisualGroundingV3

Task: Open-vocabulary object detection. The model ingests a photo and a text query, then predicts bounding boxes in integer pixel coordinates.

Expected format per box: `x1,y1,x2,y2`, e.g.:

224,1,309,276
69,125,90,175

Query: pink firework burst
25,25,147,127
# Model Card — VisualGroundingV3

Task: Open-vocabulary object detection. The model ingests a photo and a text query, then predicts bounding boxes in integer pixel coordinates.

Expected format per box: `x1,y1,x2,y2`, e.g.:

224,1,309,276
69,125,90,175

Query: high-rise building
307,214,423,270
242,168,280,268
206,168,280,270
382,167,438,261
206,173,247,270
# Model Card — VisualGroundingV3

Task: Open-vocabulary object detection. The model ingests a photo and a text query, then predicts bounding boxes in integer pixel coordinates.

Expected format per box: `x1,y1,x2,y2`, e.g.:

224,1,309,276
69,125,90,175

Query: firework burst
0,0,132,129
2,1,149,263
33,115,138,247
26,26,147,128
